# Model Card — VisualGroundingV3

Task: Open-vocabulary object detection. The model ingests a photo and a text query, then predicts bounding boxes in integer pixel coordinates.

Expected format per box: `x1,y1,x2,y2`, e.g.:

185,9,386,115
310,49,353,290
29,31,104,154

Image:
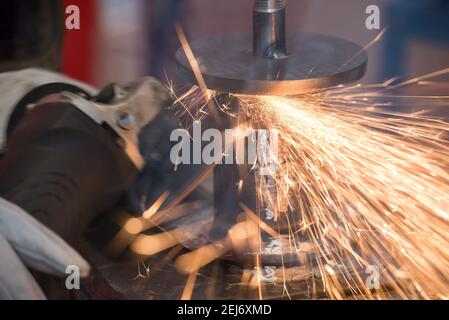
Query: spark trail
169,71,449,299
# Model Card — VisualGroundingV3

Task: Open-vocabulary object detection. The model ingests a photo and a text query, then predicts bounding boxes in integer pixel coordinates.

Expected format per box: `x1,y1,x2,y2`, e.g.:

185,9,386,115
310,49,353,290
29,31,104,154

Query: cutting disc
176,33,367,96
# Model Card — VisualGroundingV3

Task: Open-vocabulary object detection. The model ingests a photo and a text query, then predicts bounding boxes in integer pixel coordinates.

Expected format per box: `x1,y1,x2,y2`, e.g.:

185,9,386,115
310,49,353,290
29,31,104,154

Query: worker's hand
0,197,90,300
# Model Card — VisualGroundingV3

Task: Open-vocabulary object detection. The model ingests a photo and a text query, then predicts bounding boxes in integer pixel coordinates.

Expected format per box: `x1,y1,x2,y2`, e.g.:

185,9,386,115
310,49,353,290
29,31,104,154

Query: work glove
0,197,90,300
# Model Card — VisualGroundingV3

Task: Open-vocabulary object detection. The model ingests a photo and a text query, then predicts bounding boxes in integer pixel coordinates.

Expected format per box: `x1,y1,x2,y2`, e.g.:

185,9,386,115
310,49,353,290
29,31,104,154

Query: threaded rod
254,0,286,12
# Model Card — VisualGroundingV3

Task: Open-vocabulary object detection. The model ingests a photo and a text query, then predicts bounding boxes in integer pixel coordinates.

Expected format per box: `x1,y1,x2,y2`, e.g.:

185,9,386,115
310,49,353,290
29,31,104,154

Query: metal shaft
253,0,287,59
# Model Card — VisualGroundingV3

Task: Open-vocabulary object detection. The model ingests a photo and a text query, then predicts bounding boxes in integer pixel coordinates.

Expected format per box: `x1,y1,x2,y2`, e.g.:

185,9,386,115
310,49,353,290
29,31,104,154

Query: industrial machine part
176,0,367,96
176,0,368,266
0,75,170,245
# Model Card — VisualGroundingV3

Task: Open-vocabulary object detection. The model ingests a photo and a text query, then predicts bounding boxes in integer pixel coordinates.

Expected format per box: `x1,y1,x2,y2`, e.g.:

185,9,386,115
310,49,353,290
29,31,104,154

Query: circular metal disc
176,33,367,96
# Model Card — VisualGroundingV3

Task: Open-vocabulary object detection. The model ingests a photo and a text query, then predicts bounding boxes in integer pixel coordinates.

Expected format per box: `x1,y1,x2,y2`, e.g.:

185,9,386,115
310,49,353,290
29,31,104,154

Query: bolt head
115,110,135,130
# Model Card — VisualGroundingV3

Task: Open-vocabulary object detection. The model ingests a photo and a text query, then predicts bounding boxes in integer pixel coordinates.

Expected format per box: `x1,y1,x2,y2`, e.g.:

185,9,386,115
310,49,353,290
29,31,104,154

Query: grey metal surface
176,33,367,96
253,0,287,58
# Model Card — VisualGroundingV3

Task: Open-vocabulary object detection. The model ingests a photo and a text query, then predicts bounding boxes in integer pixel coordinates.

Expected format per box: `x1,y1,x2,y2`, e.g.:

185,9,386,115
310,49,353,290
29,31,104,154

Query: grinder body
0,74,169,299
0,101,138,242
0,76,169,245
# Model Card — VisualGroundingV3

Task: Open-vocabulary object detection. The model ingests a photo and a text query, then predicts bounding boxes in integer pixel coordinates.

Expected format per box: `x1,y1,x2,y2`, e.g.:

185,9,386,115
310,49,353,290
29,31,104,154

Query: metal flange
176,32,367,96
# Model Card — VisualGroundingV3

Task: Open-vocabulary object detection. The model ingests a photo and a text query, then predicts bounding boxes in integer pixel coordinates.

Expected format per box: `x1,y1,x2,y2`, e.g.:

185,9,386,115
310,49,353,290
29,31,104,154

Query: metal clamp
63,78,170,170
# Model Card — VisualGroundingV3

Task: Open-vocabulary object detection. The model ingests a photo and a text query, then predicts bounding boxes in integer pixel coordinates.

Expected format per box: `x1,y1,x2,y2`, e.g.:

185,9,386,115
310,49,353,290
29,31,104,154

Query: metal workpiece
253,0,287,58
176,33,367,96
176,0,367,96
175,0,369,268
